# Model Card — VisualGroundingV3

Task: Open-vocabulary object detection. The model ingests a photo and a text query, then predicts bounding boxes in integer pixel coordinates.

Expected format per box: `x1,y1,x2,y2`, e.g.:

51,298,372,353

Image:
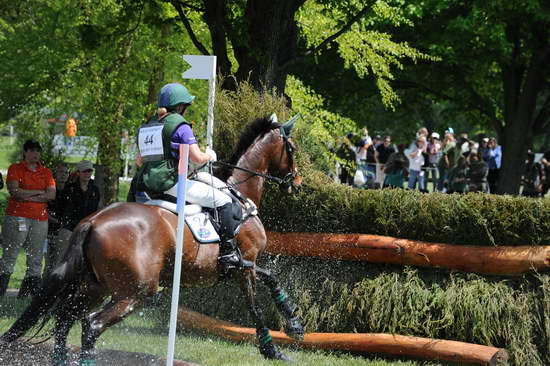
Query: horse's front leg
240,270,291,362
255,266,304,341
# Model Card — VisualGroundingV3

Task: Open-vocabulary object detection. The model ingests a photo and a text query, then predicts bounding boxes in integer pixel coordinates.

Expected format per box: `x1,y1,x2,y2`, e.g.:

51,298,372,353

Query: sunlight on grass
0,295,439,366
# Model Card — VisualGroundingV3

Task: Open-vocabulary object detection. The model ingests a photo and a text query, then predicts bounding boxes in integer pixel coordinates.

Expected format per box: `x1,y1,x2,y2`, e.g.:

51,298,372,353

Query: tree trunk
229,0,302,93
497,24,549,194
497,119,529,195
97,128,122,205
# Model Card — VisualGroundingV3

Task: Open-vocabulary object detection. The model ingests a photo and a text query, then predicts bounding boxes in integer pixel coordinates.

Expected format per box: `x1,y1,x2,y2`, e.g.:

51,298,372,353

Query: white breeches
164,172,232,208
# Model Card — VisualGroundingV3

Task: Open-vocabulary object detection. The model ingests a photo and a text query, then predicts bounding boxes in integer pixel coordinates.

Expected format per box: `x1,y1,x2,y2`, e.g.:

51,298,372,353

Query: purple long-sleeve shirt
170,124,197,158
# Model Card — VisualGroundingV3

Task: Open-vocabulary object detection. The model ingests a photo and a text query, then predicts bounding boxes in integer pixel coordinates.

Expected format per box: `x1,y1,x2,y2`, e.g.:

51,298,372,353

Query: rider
135,82,249,271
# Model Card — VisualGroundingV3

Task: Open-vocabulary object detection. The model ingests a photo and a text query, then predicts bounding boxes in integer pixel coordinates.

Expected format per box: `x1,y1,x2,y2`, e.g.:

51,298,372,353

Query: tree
170,0,434,107
0,0,205,204
391,0,550,194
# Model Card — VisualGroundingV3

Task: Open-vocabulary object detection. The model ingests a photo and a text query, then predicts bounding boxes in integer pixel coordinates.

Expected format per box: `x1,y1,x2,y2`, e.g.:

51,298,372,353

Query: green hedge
260,172,550,246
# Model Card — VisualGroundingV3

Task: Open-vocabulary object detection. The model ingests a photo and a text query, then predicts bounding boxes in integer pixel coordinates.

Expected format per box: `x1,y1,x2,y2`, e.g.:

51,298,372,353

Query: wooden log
177,307,508,366
264,232,550,276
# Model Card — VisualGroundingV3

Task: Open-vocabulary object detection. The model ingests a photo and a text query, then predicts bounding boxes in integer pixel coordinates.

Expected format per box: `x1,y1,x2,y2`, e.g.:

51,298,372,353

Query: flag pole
166,143,190,366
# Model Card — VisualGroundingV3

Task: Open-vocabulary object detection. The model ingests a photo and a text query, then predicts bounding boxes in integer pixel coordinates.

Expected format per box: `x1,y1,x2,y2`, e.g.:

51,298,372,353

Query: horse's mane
220,117,280,179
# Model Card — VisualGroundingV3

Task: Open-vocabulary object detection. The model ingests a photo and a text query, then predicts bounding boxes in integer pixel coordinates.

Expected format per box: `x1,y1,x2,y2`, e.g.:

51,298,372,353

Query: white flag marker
182,55,217,149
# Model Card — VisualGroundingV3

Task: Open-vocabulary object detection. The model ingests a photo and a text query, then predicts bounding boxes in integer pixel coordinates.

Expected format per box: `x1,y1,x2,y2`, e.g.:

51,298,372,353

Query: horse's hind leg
52,315,76,366
256,266,304,341
80,297,140,366
52,290,103,366
240,271,291,362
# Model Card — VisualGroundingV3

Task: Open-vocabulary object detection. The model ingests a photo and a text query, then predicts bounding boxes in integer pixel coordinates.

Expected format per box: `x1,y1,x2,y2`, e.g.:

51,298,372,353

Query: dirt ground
0,339,201,366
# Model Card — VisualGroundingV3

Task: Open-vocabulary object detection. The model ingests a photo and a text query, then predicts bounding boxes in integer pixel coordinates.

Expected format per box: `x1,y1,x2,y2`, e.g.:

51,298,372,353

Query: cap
76,160,94,172
482,137,489,142
23,140,42,152
431,132,440,139
445,127,454,135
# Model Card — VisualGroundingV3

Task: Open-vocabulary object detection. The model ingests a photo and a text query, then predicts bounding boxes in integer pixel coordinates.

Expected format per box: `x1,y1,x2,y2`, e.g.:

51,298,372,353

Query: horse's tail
0,221,92,342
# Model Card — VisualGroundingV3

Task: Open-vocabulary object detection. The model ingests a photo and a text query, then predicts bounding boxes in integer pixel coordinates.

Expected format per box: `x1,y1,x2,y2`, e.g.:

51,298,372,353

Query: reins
213,161,288,185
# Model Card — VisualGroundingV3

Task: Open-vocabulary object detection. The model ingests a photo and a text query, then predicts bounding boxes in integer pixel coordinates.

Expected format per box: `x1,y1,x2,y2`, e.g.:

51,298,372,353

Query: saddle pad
184,212,221,243
143,200,220,243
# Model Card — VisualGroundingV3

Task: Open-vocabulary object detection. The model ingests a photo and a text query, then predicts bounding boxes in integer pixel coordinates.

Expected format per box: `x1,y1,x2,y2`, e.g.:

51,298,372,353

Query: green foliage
183,257,548,366
297,1,438,109
286,76,358,174
212,79,291,160
260,178,550,246
8,109,67,171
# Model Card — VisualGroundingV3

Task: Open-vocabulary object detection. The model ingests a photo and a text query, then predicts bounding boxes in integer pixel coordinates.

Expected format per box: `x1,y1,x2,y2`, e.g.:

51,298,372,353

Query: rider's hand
206,147,217,162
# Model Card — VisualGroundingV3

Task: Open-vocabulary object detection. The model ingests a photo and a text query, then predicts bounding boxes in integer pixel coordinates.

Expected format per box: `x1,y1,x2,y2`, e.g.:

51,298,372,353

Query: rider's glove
206,147,217,162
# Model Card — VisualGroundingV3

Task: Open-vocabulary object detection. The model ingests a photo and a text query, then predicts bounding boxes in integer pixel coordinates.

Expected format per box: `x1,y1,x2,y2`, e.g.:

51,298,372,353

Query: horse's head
269,114,302,194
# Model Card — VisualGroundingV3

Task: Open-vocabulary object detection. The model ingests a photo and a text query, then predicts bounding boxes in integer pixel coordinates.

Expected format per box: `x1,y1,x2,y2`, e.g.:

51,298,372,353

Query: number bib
138,123,165,163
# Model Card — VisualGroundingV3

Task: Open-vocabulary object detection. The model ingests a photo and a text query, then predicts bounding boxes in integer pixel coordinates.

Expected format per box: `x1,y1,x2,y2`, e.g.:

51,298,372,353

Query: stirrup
219,252,254,270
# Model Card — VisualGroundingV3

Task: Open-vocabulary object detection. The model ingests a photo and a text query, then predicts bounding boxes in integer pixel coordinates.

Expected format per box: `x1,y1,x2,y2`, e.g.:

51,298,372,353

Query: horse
0,115,304,365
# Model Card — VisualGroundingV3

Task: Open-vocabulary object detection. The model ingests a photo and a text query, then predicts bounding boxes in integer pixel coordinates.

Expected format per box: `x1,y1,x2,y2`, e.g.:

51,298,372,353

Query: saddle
143,189,257,244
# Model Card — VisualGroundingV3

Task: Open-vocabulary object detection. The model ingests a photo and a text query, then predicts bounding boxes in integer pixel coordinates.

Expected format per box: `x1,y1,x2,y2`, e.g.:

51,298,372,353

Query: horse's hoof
284,317,304,341
260,343,293,362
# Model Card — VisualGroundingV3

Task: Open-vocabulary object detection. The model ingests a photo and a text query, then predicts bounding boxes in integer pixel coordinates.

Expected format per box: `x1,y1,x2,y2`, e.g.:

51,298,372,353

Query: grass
0,254,440,366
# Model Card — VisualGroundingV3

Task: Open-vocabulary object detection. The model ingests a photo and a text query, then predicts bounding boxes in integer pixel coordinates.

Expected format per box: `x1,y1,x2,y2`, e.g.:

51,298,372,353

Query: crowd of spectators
0,139,101,297
336,126,547,197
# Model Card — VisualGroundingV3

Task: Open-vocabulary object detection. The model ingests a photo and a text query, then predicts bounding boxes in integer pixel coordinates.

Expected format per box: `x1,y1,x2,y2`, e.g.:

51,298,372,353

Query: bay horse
0,116,304,365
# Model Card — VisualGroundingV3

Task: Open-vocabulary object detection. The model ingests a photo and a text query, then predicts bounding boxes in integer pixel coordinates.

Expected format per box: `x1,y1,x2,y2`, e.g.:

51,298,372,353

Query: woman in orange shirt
0,140,55,297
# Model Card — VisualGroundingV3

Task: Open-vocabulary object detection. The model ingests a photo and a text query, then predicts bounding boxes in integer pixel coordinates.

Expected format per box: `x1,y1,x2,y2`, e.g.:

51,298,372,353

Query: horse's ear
281,114,300,137
269,113,278,124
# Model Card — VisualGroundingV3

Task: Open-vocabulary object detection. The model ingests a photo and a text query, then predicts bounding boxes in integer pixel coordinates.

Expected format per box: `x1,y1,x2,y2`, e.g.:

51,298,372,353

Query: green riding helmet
157,83,195,107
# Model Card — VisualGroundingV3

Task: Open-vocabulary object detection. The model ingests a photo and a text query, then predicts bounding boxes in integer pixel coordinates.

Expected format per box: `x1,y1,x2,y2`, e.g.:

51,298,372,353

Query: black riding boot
18,275,41,298
0,273,11,296
217,203,253,271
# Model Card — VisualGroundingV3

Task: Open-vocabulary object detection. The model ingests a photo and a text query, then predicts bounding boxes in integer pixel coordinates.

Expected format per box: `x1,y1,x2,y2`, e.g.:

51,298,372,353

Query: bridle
212,126,298,191
278,125,298,192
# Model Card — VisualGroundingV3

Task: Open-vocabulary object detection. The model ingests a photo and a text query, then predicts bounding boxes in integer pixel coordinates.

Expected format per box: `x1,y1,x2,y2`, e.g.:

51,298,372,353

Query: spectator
406,136,427,191
43,163,70,277
0,140,55,297
354,128,372,188
459,133,471,154
467,151,489,193
478,137,489,157
383,144,409,188
521,151,544,198
55,160,101,265
427,132,442,191
437,129,457,192
365,135,380,185
483,137,502,194
375,136,395,188
409,127,428,150
336,134,357,186
447,156,469,193
539,150,550,196
0,171,4,190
